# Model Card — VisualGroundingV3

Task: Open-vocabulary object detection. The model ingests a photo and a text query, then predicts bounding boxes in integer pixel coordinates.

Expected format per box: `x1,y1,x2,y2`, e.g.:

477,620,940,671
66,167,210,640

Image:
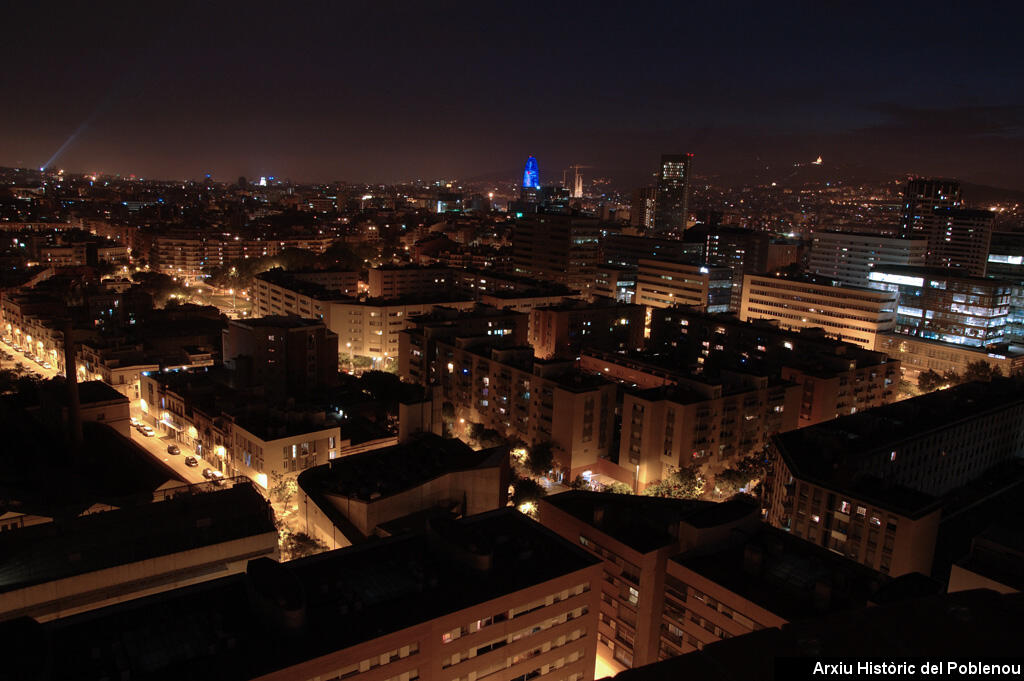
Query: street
128,402,207,485
0,337,63,380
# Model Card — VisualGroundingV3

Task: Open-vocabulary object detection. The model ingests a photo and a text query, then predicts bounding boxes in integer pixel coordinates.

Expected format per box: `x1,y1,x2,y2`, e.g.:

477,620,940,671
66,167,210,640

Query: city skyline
2,2,1023,188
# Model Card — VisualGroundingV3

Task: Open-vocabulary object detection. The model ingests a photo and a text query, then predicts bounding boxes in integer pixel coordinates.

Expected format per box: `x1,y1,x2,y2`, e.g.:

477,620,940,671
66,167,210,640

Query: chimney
63,321,83,449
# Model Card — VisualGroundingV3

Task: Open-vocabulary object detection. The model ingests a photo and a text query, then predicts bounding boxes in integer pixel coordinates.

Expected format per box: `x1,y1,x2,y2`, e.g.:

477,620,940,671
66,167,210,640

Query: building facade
740,273,897,349
808,231,928,287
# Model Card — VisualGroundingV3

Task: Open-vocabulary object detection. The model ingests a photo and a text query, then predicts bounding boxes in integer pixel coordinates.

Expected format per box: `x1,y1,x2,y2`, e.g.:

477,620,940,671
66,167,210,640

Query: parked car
167,444,181,455
42,362,51,369
202,467,215,479
130,417,140,427
141,426,155,437
184,456,199,467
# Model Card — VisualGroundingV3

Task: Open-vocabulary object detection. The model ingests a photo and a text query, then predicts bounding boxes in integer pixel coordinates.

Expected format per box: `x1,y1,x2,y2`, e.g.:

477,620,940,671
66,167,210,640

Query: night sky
3,1,1023,188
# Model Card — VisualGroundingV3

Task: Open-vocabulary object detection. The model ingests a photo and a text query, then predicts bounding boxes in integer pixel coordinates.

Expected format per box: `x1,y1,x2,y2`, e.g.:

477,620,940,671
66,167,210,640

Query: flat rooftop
255,268,348,300
673,524,887,622
543,491,758,554
772,379,1024,515
231,315,327,329
0,482,274,595
298,434,504,502
872,263,1008,286
774,379,1024,479
9,509,600,681
611,589,1024,681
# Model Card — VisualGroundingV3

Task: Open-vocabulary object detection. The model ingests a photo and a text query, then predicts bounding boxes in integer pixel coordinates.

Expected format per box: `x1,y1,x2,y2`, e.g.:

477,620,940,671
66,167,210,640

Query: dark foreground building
1,509,602,681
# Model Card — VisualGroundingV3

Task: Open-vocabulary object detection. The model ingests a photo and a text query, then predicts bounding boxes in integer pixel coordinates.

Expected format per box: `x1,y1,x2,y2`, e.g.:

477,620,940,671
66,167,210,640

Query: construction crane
562,164,593,198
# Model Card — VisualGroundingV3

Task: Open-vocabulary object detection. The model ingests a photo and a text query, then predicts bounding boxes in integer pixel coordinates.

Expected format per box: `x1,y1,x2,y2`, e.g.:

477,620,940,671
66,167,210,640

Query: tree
269,473,297,505
467,422,485,442
441,402,456,437
963,360,1002,383
642,465,705,499
942,369,962,385
714,469,751,497
526,441,555,477
280,531,328,561
132,271,187,307
567,475,591,490
917,369,944,392
511,474,547,507
600,481,634,495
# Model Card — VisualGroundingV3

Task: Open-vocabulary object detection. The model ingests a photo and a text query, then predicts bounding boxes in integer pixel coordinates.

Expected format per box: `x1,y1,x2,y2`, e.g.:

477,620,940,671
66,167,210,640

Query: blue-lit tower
522,156,540,189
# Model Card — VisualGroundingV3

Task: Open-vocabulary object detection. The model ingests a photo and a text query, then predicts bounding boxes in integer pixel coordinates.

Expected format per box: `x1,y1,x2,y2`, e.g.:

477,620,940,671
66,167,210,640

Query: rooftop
7,509,600,681
672,524,887,622
0,482,274,596
230,315,327,330
747,269,887,294
542,491,759,554
611,589,1024,681
771,379,1024,516
871,263,1008,286
298,434,505,503
255,268,348,300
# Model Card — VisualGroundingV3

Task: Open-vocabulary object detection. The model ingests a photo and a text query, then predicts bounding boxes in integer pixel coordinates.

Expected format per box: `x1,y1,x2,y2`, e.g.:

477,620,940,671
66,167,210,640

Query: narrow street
0,337,63,380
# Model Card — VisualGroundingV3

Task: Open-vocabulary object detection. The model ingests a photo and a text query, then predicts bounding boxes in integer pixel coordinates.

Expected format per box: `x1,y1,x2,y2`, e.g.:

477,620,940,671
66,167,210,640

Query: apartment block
538,493,761,671
764,380,1024,576
399,305,529,387
512,215,601,292
529,299,645,360
369,265,453,298
252,268,347,322
620,373,800,486
0,482,277,623
647,309,901,424
331,295,476,363
222,316,339,395
740,273,897,349
417,339,617,478
6,509,602,681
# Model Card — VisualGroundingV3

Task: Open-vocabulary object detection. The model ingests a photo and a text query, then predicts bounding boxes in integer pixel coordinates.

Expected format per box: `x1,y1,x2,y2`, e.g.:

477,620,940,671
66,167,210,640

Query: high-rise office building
630,186,656,229
927,208,995,276
899,178,993,276
808,231,928,287
867,265,1011,347
654,154,692,233
523,155,540,189
900,178,962,237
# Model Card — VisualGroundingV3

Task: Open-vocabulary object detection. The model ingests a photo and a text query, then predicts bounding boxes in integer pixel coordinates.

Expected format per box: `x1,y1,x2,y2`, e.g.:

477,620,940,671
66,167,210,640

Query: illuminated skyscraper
654,153,692,232
900,178,993,276
522,156,540,189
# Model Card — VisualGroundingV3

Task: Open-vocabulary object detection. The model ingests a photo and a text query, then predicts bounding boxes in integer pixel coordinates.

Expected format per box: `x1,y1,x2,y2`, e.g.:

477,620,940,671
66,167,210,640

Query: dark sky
3,1,1023,188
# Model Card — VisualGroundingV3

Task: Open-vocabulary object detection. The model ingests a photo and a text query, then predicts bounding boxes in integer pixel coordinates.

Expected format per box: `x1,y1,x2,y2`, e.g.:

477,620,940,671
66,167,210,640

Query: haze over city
3,1,1024,188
